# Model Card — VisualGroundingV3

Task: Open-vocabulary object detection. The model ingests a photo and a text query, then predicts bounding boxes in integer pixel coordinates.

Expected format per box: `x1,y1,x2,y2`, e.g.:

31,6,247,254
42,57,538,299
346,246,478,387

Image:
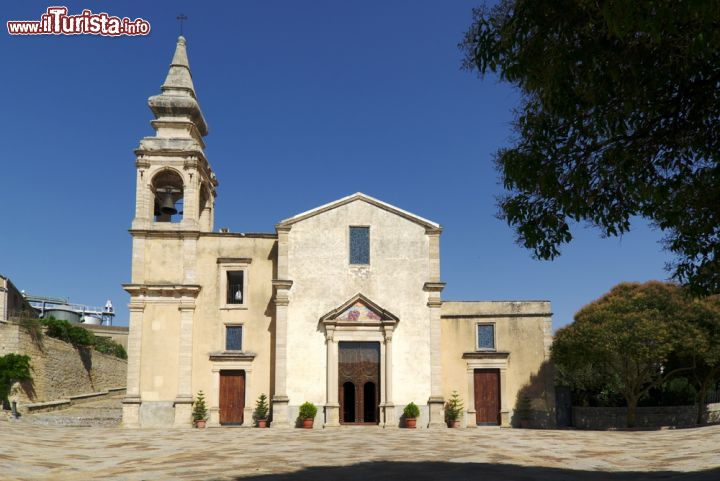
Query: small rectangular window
226,325,243,351
477,324,495,350
349,226,370,264
227,271,244,304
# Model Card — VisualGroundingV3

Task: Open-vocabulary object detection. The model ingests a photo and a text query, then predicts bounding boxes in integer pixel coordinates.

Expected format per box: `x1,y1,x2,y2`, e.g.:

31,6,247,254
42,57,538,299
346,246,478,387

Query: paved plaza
2,401,719,481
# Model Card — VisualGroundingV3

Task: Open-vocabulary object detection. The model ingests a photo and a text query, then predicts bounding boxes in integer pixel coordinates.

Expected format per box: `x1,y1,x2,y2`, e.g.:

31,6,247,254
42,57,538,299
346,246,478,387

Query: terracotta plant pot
302,418,314,429
448,420,460,428
405,418,417,429
195,420,206,429
257,419,267,428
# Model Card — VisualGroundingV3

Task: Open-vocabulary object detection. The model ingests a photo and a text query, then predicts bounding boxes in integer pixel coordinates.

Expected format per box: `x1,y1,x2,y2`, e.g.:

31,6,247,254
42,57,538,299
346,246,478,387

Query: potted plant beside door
403,402,420,428
298,402,317,429
192,390,209,428
445,391,464,428
516,395,532,428
254,393,270,428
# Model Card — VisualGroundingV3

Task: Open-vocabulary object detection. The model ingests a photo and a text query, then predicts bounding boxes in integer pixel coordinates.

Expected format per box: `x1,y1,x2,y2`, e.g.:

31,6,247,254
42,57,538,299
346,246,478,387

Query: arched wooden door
338,342,380,424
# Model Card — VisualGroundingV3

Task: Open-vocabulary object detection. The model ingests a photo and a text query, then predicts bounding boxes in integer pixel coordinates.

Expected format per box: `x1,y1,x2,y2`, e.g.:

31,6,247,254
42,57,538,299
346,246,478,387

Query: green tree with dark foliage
0,354,32,405
552,282,692,427
678,294,720,424
461,1,720,295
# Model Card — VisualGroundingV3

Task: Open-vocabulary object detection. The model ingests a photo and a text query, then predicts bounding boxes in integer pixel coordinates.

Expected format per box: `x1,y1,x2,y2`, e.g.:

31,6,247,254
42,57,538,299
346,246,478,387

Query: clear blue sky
0,1,669,329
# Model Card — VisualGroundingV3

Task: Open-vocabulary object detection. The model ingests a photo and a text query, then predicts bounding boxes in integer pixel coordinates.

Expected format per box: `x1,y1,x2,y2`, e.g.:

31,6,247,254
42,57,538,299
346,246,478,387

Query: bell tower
131,35,217,232
123,36,217,428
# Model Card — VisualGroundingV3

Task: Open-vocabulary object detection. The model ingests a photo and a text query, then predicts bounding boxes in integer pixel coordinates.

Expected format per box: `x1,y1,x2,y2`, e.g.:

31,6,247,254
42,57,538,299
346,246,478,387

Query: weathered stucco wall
129,232,276,426
192,234,276,425
285,199,432,409
440,301,554,427
573,404,720,429
0,322,126,404
139,302,181,401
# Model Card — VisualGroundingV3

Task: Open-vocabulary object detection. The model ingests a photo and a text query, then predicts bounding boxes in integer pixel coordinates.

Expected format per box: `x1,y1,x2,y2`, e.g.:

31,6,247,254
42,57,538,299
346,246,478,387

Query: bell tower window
151,170,184,223
227,271,244,304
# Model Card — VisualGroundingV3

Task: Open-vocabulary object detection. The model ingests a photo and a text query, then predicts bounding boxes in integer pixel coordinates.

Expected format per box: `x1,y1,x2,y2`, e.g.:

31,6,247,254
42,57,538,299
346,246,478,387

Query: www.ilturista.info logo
7,6,151,36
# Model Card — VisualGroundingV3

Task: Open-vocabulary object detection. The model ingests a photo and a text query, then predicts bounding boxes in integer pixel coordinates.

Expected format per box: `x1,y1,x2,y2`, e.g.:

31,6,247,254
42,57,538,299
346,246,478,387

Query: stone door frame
209,354,255,427
320,294,398,428
462,351,510,427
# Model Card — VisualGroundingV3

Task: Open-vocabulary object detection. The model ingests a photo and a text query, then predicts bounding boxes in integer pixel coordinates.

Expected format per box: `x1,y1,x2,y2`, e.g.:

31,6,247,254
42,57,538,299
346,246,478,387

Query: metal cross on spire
176,14,188,35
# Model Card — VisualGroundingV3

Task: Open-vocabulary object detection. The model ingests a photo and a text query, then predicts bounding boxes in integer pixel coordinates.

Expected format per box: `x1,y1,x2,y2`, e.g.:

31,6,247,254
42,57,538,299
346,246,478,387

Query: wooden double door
474,369,500,425
219,370,246,425
338,342,380,424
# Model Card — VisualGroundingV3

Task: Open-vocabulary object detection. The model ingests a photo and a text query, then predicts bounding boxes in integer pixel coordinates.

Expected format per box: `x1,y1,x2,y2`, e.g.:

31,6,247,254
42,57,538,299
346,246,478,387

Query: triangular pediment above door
320,293,399,325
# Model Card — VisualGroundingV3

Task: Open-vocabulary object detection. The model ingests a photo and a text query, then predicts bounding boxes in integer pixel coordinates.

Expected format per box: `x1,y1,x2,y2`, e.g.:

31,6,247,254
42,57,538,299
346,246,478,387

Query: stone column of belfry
271,226,292,428
425,227,446,429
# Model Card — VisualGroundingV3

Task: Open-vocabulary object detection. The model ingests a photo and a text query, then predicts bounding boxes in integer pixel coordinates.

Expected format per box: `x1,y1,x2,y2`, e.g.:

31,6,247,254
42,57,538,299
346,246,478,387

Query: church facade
122,37,554,429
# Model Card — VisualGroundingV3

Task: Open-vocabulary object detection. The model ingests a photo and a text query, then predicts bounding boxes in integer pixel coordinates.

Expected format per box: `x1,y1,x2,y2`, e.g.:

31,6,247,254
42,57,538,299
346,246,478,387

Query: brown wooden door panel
338,342,380,424
220,370,245,425
474,369,500,425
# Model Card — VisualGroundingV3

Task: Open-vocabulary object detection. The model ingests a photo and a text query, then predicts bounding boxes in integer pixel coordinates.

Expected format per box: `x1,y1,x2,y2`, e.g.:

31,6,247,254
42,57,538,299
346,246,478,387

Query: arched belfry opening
152,170,184,223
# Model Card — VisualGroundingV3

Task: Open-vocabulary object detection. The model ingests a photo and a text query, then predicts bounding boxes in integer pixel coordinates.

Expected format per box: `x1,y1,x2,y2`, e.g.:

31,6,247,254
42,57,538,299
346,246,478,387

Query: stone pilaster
383,325,397,428
174,302,195,427
324,326,340,427
122,303,144,428
271,234,292,432
424,275,446,429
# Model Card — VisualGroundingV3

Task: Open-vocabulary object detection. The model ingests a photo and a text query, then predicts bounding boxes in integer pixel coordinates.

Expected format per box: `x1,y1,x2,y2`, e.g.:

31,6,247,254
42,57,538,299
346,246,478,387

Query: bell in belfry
159,189,178,215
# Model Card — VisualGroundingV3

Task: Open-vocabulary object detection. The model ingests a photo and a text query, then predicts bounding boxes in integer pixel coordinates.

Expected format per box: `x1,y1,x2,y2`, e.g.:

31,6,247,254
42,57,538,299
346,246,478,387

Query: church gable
337,300,383,322
320,294,399,324
277,192,441,231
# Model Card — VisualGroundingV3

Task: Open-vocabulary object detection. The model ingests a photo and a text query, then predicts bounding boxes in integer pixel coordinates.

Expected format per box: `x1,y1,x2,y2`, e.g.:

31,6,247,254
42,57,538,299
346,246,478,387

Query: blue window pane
478,325,495,350
226,326,242,351
349,227,370,264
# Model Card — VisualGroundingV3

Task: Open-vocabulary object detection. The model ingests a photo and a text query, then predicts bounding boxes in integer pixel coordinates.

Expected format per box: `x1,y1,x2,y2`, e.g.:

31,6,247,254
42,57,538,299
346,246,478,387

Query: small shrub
516,395,532,421
94,337,128,360
40,317,126,359
403,402,420,419
42,317,70,341
254,393,269,421
298,401,317,420
192,391,209,422
18,317,43,346
445,391,464,421
42,317,94,346
0,354,32,404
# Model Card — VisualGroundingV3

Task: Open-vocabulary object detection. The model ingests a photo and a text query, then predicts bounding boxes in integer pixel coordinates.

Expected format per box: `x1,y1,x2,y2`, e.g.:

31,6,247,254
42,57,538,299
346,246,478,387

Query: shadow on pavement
215,461,719,481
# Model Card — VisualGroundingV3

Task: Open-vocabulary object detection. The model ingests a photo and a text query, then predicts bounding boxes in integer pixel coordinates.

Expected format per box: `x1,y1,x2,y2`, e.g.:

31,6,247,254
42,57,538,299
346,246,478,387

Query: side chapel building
122,37,554,429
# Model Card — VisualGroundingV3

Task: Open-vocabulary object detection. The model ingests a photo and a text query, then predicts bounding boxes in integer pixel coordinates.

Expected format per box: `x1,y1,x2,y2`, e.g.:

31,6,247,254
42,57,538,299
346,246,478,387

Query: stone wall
83,324,129,349
1,322,126,405
573,403,720,429
0,275,37,322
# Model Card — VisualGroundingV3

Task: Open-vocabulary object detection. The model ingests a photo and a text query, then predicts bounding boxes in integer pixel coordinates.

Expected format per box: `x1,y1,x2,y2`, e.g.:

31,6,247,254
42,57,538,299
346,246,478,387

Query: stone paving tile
1,417,719,480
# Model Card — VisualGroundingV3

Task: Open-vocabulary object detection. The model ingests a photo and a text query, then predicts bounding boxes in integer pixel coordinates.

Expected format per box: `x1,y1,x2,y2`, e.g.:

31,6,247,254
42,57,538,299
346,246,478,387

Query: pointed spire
161,36,196,96
148,36,208,137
